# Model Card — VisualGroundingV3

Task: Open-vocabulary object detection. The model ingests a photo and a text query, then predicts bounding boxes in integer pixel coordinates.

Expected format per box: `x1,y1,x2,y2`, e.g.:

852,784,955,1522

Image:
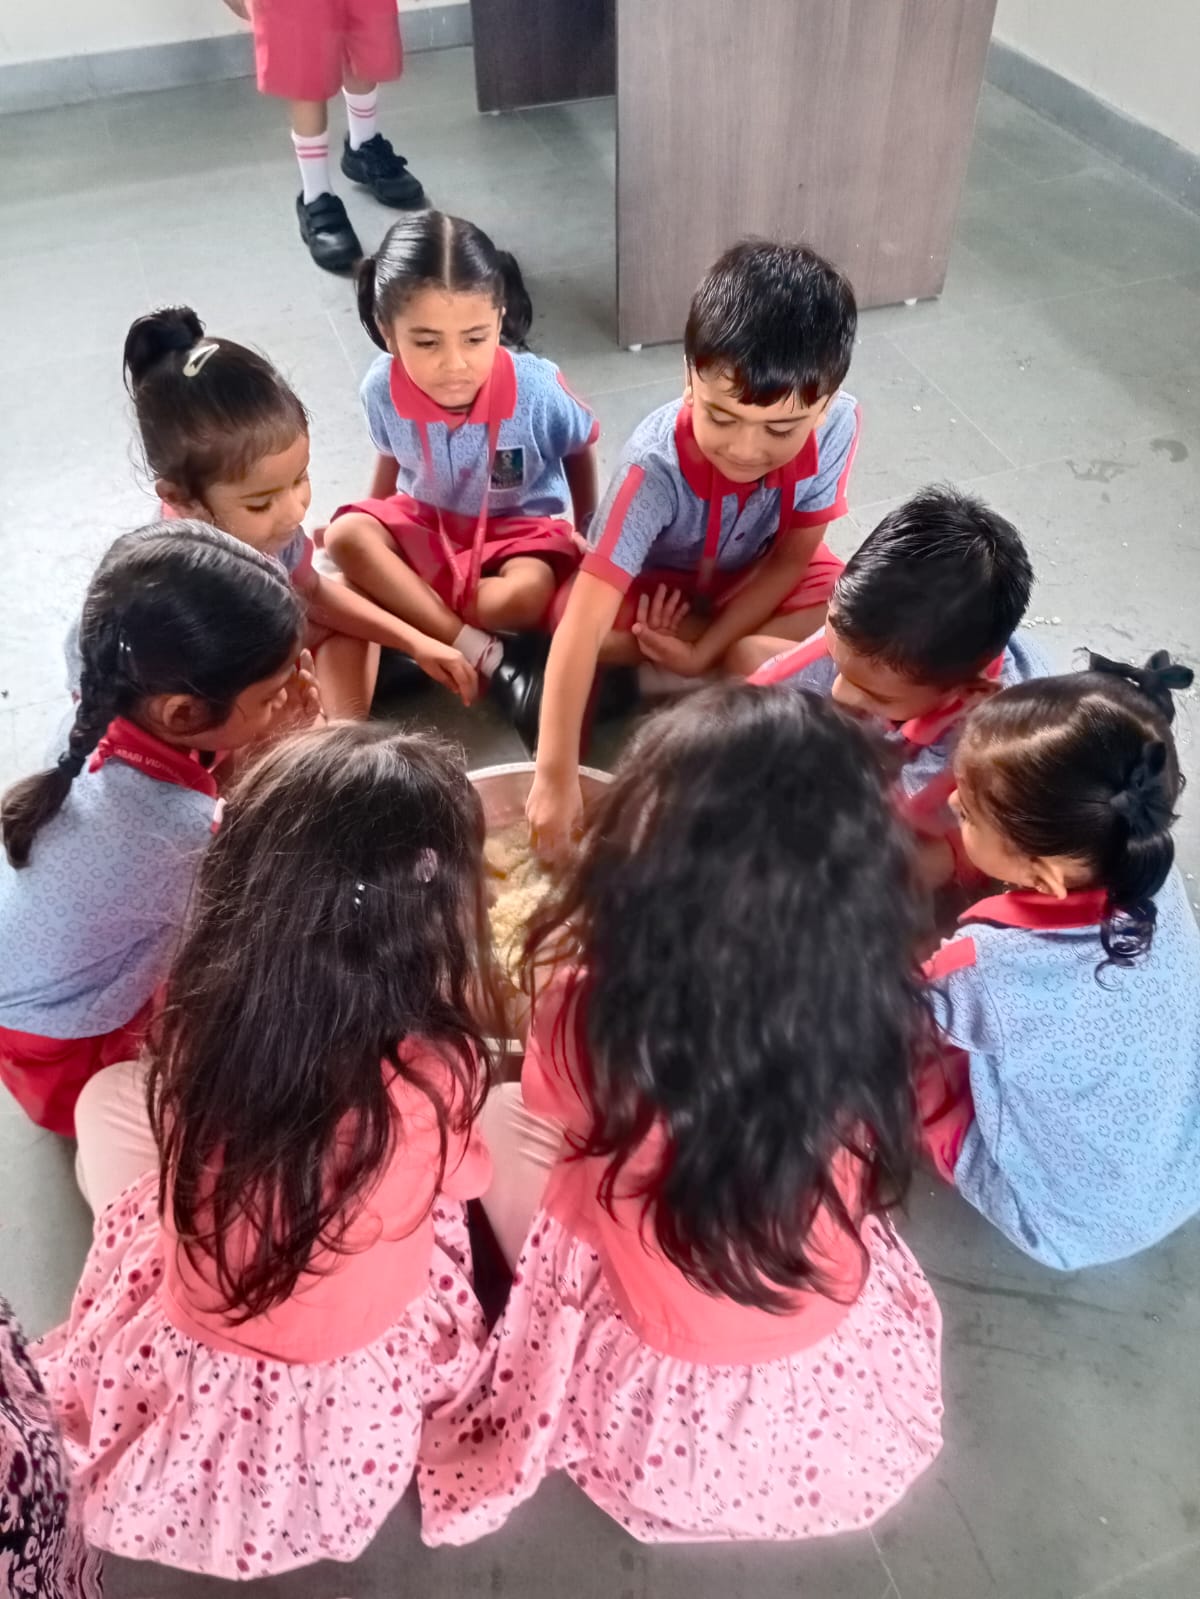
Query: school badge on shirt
490,447,526,490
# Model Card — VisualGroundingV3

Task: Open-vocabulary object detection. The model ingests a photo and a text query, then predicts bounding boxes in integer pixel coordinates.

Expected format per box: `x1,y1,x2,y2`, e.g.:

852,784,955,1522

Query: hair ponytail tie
56,749,86,778
1089,649,1194,725
1110,739,1170,832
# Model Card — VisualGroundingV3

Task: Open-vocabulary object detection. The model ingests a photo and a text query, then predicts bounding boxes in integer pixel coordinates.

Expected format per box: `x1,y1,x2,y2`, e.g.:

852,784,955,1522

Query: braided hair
2,522,302,867
955,650,1193,973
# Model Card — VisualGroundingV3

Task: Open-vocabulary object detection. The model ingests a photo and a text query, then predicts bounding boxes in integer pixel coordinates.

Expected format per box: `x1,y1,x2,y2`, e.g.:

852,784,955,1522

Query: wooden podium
469,0,998,346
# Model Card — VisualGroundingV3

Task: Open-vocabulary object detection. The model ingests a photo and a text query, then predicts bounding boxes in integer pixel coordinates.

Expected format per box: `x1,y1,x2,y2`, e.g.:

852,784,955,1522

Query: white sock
343,88,379,150
291,130,332,204
638,664,708,697
454,624,504,677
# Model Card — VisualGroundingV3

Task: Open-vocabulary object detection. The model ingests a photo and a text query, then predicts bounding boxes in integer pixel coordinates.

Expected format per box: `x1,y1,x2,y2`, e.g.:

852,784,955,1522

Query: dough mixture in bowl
486,824,555,984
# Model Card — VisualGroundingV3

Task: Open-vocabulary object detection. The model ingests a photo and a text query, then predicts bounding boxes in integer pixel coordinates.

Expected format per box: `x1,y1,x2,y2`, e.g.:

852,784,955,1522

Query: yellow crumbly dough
486,824,554,983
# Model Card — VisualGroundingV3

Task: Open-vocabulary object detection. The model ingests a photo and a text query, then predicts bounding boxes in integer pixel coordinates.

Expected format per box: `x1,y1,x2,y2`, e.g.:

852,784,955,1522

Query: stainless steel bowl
468,760,612,834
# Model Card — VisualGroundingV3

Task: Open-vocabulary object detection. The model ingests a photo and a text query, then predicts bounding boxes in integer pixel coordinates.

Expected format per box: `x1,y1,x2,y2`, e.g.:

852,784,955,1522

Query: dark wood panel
616,0,997,344
470,0,616,112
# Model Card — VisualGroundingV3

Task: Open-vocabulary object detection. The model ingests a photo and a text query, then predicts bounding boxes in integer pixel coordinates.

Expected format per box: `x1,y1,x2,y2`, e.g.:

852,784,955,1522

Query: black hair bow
1089,649,1194,725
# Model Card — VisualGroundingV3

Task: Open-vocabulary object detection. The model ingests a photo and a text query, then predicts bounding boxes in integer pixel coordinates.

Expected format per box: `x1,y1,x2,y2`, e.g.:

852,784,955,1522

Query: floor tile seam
1070,1533,1200,1599
973,108,1200,218
957,418,1200,482
883,272,1188,367
970,129,1130,188
320,306,363,384
512,104,590,166
872,332,1019,471
573,368,686,400
870,1527,905,1599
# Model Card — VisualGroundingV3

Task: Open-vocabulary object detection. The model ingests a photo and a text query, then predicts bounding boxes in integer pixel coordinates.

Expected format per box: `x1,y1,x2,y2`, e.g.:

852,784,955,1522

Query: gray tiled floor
2,44,1199,1599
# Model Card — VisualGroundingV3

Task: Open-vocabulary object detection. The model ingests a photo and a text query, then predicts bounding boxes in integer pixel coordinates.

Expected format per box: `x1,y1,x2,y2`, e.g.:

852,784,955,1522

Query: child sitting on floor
124,305,476,718
529,239,859,857
37,724,498,1578
419,684,943,1546
0,523,305,1134
750,485,1046,890
324,211,600,745
920,651,1200,1270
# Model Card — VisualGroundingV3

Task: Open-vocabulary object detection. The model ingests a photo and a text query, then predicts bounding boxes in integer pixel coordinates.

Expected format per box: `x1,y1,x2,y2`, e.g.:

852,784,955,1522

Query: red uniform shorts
551,542,843,632
0,1002,154,1137
338,493,581,624
252,0,403,102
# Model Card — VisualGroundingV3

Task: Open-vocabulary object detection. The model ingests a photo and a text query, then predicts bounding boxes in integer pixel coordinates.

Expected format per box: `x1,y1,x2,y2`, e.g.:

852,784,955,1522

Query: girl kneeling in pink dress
37,724,498,1578
420,682,945,1545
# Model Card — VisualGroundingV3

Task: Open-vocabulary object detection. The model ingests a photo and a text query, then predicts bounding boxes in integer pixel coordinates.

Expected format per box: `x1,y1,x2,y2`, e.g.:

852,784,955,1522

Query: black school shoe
489,634,548,756
296,192,361,274
340,134,427,208
374,648,430,700
593,665,639,722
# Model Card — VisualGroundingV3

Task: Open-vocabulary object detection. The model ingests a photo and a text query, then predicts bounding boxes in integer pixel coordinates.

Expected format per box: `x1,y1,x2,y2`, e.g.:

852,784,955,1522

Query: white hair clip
352,880,366,910
415,849,437,884
182,342,220,378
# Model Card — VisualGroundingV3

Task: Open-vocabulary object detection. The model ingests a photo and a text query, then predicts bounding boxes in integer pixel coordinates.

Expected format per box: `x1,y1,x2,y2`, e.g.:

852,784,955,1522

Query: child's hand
221,0,252,19
632,585,710,675
637,585,690,636
284,649,325,727
413,639,479,706
527,770,583,864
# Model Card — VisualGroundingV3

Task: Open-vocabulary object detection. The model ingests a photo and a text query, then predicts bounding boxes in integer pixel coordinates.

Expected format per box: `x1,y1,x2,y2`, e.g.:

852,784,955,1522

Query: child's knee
324,512,387,565
476,562,556,630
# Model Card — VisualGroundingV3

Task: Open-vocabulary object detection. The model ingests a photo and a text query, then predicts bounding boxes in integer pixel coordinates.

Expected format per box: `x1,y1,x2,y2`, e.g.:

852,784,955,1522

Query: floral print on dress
35,1174,485,1579
419,1213,943,1545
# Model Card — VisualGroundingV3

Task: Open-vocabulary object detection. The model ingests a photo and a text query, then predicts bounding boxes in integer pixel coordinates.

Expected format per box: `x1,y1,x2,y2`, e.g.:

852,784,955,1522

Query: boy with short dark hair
750,485,1047,887
530,240,860,855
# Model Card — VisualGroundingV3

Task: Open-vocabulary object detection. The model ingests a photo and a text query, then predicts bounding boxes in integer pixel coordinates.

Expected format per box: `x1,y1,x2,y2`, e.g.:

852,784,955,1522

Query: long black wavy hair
955,650,1192,971
148,724,499,1320
524,682,931,1311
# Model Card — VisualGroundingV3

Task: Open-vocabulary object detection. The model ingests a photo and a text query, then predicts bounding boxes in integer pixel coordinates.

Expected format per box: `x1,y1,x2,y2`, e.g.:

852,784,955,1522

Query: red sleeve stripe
580,551,635,594
748,631,830,686
792,401,861,528
923,937,978,981
594,464,647,560
556,370,599,441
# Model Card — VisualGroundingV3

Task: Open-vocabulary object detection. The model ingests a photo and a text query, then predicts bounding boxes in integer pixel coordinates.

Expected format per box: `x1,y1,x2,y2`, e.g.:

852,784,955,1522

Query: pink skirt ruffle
35,1172,486,1578
419,1212,943,1545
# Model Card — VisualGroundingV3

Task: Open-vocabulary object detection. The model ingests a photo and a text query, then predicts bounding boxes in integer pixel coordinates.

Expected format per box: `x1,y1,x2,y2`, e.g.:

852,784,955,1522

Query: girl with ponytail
919,650,1200,1269
122,304,477,718
324,211,601,749
0,523,305,1134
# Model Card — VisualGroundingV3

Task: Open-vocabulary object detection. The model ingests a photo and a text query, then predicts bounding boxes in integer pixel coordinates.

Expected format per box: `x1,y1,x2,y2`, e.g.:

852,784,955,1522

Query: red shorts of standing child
251,0,403,103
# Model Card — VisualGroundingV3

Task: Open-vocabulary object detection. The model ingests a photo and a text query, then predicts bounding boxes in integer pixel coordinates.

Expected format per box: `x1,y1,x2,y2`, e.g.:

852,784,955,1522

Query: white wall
0,3,239,63
994,0,1200,156
0,0,459,66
